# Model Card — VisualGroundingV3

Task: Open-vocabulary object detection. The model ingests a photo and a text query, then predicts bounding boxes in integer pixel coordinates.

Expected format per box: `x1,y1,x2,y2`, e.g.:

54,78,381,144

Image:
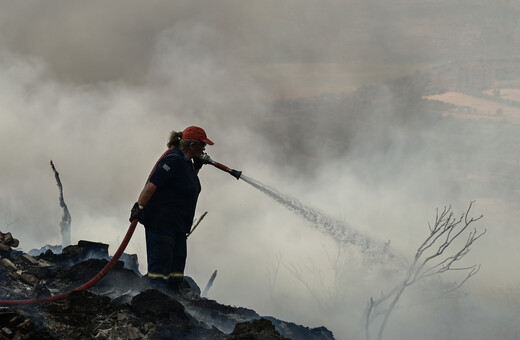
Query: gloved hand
129,202,143,222
193,157,204,170
194,153,213,170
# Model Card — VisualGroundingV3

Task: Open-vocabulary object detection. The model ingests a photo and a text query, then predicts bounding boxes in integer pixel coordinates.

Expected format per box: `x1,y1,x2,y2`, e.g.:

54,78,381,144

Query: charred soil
0,232,334,340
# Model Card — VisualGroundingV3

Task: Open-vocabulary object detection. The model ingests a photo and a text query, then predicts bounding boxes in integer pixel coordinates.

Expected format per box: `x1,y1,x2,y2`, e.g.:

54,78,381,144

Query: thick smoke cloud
1,1,519,339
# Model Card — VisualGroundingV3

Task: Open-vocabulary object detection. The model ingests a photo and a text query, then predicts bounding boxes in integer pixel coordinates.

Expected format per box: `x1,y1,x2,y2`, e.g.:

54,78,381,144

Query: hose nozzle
229,169,242,180
199,153,242,180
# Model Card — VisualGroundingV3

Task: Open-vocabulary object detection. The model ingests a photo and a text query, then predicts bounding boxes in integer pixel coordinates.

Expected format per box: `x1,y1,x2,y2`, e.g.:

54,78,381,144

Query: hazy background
1,1,519,339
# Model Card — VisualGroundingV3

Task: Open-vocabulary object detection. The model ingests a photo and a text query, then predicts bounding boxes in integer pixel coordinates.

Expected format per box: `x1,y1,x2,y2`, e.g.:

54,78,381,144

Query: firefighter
130,126,213,292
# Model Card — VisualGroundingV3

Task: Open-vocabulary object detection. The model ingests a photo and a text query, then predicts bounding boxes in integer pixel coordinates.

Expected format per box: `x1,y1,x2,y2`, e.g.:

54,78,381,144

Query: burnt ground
0,233,335,340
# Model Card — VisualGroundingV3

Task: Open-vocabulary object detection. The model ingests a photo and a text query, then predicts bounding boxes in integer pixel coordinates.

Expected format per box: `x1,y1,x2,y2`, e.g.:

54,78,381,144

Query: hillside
0,234,334,340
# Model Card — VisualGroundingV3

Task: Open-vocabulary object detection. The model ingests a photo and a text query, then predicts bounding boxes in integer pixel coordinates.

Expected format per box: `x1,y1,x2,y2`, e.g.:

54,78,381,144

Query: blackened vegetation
0,233,335,340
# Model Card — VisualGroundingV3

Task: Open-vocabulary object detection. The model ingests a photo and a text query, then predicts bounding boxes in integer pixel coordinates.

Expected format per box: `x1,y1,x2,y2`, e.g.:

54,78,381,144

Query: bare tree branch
365,202,485,340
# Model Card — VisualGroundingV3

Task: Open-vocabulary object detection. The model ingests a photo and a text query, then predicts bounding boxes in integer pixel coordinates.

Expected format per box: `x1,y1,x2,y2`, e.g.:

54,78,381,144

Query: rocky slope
0,232,334,340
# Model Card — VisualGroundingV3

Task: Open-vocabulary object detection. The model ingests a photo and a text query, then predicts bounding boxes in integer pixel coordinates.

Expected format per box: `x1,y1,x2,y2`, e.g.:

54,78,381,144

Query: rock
0,231,336,340
77,240,109,258
131,289,189,321
28,245,62,257
37,259,52,267
2,233,19,248
265,317,336,340
0,232,19,249
1,258,17,271
61,240,110,262
119,253,141,275
0,244,11,254
19,273,39,286
225,318,290,340
130,289,225,339
21,254,39,265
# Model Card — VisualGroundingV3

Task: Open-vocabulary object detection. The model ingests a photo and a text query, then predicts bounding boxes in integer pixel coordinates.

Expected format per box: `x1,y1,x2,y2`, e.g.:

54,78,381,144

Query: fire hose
200,153,242,180
0,152,241,306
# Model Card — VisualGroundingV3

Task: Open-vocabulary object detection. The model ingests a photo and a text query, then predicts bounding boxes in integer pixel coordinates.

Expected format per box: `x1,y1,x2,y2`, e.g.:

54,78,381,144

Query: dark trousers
145,227,187,287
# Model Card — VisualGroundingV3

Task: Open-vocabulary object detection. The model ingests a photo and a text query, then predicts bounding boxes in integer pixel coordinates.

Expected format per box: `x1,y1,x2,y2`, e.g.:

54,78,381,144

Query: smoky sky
2,0,519,84
1,1,520,339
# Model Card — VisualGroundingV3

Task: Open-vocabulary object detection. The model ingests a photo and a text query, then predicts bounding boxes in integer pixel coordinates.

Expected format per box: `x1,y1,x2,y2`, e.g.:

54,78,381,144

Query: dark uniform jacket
140,148,201,234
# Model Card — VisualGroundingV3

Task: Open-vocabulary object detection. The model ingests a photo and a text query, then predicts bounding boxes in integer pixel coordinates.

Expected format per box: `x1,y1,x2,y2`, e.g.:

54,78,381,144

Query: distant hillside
254,58,520,178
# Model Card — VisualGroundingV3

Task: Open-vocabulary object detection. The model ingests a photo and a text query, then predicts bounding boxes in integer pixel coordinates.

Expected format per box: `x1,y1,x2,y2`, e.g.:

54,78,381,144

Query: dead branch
187,211,208,237
50,160,71,246
365,202,486,340
201,270,218,297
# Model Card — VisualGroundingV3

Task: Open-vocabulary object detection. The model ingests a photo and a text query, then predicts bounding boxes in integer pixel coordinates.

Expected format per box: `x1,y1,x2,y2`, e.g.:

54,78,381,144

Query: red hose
0,219,139,305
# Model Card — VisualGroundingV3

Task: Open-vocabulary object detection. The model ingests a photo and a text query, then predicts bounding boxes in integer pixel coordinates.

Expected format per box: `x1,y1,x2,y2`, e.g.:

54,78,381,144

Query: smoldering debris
0,230,335,340
0,308,55,339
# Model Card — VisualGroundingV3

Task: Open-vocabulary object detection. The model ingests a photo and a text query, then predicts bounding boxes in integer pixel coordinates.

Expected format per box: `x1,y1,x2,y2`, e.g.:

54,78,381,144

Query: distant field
424,90,520,124
483,88,520,102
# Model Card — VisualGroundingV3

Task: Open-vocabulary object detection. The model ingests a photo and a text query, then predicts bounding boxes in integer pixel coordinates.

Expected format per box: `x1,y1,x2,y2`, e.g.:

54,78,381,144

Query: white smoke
0,2,519,340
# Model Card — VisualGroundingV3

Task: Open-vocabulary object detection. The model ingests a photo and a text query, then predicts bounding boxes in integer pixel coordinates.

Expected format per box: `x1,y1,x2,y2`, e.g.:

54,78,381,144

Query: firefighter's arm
130,182,157,222
138,181,157,207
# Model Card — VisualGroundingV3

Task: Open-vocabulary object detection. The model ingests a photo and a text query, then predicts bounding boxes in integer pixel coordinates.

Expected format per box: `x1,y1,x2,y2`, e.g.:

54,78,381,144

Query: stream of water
240,174,401,264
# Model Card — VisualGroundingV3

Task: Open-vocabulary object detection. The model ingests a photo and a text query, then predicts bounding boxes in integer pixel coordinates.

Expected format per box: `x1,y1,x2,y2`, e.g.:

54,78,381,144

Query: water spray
239,174,405,266
200,153,242,179
200,154,400,264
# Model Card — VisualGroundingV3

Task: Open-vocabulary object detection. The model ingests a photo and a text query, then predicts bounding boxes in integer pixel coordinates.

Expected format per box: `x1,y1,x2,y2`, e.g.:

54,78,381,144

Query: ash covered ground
0,231,334,340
